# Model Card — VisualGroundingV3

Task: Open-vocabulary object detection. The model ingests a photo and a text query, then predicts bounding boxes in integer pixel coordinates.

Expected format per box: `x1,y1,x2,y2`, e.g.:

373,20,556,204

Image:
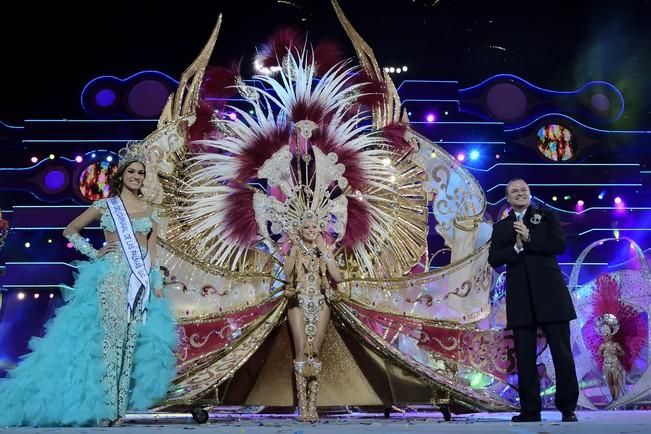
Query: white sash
107,196,151,319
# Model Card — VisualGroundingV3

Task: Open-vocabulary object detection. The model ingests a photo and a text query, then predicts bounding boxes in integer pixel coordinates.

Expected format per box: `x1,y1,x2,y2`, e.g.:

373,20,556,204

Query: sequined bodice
601,341,623,369
92,198,159,234
292,252,326,355
295,253,323,295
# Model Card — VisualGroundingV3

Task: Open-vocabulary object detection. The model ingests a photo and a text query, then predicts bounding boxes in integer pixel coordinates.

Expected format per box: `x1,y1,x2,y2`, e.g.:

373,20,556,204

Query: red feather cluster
211,28,398,250
312,40,345,76
342,196,371,247
237,126,291,181
288,99,326,125
256,27,346,78
187,100,218,145
202,62,241,99
353,70,386,108
188,62,241,144
383,122,413,154
255,26,306,70
223,185,258,244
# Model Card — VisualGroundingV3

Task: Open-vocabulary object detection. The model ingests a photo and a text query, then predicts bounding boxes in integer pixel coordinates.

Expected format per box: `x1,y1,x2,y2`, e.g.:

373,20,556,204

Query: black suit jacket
488,206,577,328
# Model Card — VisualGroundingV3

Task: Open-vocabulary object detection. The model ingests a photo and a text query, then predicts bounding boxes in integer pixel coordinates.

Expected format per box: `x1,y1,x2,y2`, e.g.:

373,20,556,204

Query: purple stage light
127,80,171,118
426,113,435,123
30,156,38,163
591,94,610,112
614,196,626,214
44,169,66,191
95,88,117,107
486,83,527,121
75,155,83,163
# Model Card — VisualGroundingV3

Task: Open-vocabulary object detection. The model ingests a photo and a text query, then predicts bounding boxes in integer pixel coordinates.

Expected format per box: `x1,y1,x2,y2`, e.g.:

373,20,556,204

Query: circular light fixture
78,160,118,201
537,124,576,162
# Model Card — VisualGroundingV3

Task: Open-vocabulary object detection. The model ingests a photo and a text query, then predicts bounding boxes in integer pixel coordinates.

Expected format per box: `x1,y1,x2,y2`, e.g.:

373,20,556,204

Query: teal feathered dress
0,200,178,427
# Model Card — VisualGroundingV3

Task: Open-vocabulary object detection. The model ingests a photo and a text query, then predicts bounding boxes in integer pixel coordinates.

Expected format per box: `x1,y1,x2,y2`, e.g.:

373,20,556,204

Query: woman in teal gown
0,155,178,427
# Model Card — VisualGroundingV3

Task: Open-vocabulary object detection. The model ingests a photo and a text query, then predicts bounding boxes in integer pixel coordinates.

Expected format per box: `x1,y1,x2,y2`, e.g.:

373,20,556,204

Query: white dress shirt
514,210,527,253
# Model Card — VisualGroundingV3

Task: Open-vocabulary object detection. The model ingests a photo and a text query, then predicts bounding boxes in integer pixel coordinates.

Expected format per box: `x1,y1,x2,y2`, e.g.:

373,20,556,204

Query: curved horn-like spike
331,0,406,128
331,0,381,80
174,15,223,119
384,71,408,127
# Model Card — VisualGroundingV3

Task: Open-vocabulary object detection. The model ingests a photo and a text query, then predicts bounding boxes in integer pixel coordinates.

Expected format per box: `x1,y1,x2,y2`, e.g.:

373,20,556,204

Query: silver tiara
117,141,147,169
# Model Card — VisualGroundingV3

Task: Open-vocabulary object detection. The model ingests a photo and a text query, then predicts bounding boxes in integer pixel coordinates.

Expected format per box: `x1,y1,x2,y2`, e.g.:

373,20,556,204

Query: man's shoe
562,412,578,422
511,412,541,422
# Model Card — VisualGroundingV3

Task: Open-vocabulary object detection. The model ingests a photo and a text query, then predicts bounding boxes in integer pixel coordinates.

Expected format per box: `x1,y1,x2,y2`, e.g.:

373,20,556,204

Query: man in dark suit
488,178,579,423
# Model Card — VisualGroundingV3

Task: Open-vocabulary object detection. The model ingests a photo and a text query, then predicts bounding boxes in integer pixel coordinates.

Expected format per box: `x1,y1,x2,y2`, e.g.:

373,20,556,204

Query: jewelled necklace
297,240,319,257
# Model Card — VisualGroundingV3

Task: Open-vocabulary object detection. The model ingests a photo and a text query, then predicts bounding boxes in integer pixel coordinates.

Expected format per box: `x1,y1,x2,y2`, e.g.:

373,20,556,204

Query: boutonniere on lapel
530,213,542,225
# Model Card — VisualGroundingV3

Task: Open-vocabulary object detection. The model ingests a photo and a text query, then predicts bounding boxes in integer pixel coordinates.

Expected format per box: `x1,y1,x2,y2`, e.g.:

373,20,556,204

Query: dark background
1,0,649,128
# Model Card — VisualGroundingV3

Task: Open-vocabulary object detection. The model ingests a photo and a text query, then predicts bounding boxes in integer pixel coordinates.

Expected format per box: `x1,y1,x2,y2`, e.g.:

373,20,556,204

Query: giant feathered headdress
176,47,420,275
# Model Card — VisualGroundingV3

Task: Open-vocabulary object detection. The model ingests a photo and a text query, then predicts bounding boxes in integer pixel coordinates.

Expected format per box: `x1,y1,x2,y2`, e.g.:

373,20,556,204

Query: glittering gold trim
159,299,286,406
340,243,490,288
331,301,517,411
175,295,281,325
331,0,403,129
174,18,222,119
158,238,278,281
330,0,429,278
175,301,280,374
342,299,484,329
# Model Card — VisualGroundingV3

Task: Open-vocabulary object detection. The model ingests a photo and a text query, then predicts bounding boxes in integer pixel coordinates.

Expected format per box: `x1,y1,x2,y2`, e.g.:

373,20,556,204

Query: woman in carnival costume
284,209,343,421
0,142,178,427
156,1,495,420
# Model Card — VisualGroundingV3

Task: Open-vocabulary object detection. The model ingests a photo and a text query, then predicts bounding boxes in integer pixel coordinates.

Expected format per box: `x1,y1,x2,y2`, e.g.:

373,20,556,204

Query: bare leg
312,304,331,354
288,307,307,361
607,371,616,400
614,370,624,400
607,371,621,401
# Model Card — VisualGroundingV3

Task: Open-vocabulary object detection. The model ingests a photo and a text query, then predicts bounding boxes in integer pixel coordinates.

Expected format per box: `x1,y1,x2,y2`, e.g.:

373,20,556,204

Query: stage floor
3,410,651,433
